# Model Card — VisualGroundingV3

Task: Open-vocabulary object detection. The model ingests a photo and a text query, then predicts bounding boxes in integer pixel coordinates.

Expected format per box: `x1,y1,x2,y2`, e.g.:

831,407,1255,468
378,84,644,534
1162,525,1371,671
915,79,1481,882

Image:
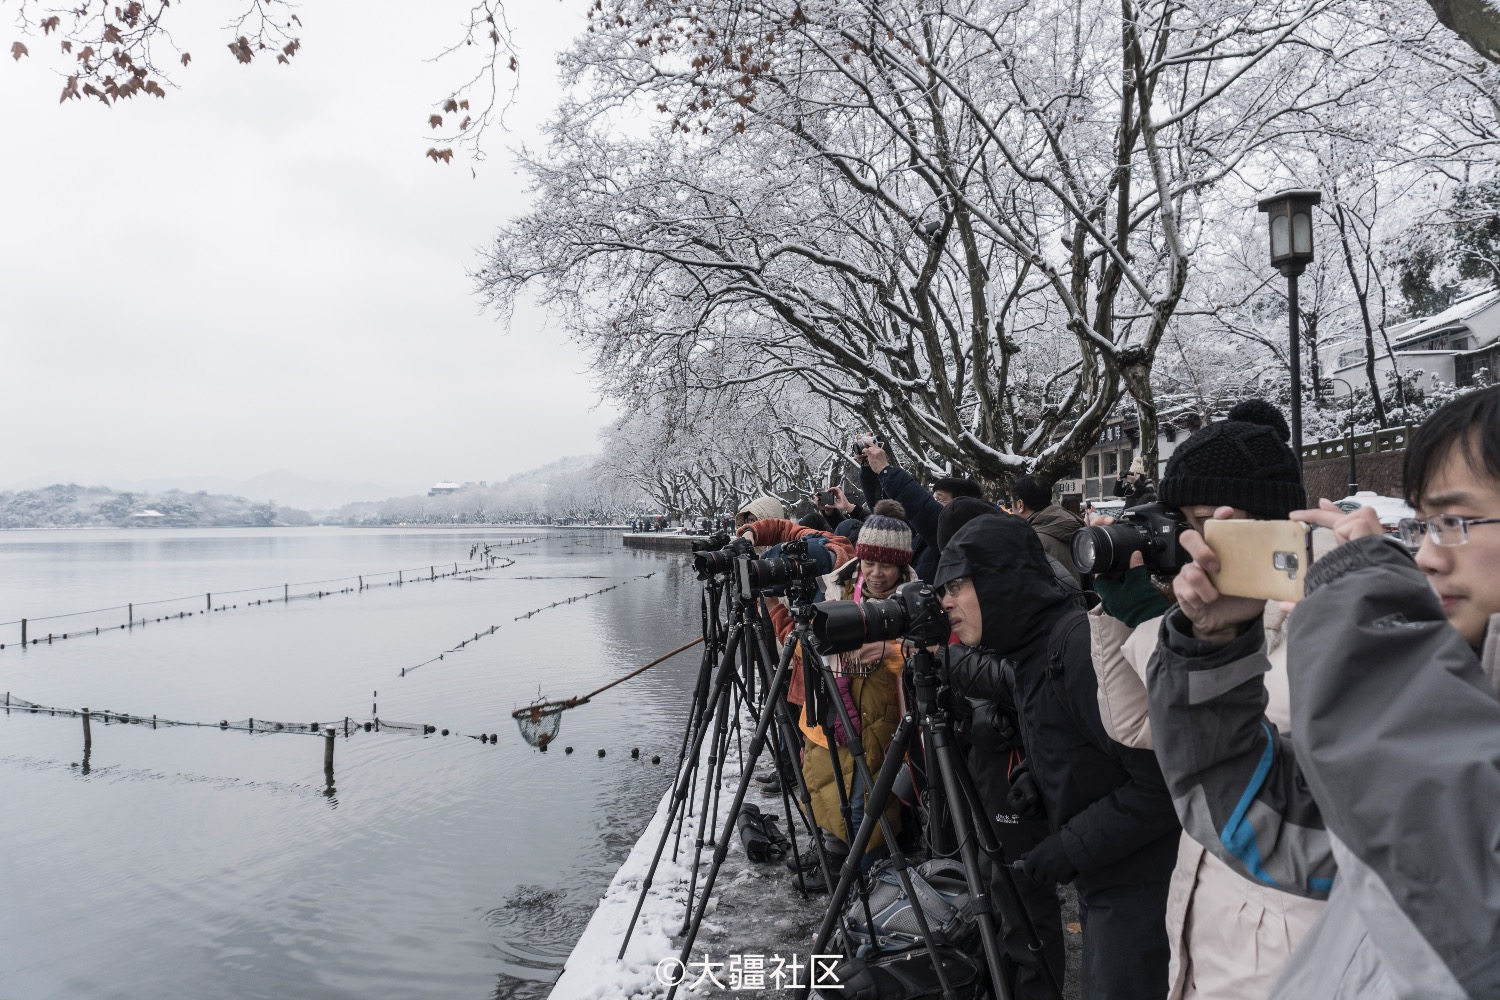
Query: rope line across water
1,557,523,651
397,572,658,678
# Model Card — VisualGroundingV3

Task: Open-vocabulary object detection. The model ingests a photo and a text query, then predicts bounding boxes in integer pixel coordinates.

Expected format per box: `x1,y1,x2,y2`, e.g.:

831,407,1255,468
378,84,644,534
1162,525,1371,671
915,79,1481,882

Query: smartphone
1203,520,1336,602
818,490,837,506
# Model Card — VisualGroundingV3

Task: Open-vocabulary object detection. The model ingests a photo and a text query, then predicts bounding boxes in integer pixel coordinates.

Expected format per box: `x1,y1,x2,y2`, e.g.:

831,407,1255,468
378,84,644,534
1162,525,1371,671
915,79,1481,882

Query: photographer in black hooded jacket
936,510,1180,1000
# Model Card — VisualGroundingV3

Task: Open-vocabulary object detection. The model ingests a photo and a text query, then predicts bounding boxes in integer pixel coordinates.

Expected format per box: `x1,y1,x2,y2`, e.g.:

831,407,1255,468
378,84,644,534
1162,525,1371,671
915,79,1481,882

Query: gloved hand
964,701,1020,753
1094,565,1170,628
1006,761,1045,820
1020,835,1077,886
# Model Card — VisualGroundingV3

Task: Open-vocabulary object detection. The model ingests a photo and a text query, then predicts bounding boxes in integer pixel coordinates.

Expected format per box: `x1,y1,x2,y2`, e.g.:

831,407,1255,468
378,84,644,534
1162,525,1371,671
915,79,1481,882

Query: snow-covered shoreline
548,712,825,999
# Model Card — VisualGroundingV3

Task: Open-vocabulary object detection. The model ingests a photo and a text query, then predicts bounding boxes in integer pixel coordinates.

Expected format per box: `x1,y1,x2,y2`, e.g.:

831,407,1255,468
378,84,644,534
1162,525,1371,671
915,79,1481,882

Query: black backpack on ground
824,856,990,1000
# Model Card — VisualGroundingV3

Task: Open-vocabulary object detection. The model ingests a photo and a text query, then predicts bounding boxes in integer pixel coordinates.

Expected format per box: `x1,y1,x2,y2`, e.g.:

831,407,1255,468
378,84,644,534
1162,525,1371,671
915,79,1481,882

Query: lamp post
1257,189,1322,467
1323,376,1359,496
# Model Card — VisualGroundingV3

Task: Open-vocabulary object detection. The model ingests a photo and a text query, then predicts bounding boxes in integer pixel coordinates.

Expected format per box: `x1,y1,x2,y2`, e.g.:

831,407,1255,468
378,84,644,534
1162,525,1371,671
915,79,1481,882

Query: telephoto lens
808,581,947,654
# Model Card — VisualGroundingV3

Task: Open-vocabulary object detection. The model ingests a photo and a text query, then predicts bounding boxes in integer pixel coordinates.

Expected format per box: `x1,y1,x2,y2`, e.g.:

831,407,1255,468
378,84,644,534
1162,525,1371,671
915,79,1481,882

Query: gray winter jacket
1148,534,1500,999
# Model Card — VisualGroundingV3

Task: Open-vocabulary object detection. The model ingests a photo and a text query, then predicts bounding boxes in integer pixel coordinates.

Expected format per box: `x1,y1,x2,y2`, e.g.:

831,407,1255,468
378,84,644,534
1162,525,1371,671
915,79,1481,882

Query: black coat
937,513,1179,891
860,461,940,582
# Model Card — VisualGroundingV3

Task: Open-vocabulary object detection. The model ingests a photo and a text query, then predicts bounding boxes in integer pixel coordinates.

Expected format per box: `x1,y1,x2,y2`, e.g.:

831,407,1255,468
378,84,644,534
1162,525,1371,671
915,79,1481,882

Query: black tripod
616,563,829,960
808,643,1064,1000
661,580,969,1000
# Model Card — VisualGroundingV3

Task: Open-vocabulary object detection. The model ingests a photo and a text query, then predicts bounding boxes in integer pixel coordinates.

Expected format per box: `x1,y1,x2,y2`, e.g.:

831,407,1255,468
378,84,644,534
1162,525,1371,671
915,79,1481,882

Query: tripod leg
747,618,833,898
664,624,839,1000
679,641,739,935
802,653,964,1000
615,613,745,959
948,748,1065,1000
928,727,1015,1000
670,614,721,861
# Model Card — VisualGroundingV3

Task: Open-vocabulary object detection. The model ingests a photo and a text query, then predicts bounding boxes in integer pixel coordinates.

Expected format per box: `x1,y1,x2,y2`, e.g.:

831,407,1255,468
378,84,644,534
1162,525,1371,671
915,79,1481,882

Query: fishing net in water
511,699,574,749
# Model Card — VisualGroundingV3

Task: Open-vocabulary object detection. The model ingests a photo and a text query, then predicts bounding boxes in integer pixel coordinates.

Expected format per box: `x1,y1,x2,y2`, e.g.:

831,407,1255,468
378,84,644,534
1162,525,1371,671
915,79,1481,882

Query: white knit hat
737,495,786,523
1128,455,1145,475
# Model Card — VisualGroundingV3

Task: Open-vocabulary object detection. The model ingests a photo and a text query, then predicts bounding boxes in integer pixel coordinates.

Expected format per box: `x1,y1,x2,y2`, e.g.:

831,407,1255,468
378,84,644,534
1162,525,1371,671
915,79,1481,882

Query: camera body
852,433,885,457
1071,501,1189,576
738,538,824,600
809,580,949,654
689,531,732,553
817,489,838,507
691,534,755,580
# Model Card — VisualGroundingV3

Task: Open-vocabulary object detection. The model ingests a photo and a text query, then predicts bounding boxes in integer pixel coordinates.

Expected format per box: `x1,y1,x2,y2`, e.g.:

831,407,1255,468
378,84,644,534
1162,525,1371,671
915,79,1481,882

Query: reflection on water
0,528,702,999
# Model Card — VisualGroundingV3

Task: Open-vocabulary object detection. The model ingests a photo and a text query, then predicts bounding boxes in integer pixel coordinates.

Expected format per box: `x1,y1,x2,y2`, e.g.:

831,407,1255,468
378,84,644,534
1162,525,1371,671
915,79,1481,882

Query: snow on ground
549,703,1083,999
549,705,827,999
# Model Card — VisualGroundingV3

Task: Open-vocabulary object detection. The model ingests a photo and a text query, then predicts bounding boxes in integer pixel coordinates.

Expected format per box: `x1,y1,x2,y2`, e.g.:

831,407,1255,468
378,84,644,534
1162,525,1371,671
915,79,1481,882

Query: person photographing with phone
1078,398,1326,1000
1149,385,1500,998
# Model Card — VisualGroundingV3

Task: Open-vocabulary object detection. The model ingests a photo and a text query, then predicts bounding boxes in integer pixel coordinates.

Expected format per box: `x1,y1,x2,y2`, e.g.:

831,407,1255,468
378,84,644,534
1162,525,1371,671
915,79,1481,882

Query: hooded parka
937,512,1180,1000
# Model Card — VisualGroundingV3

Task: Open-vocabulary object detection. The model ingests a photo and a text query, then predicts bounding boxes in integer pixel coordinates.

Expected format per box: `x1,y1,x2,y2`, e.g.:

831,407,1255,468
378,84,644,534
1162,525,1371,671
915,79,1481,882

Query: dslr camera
691,534,754,580
852,433,885,457
809,580,949,654
738,538,824,599
1071,501,1189,576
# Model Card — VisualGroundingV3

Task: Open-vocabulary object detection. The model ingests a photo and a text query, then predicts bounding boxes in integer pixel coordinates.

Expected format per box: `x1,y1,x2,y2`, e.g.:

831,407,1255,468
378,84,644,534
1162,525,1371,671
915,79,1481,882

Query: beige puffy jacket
1089,603,1324,1000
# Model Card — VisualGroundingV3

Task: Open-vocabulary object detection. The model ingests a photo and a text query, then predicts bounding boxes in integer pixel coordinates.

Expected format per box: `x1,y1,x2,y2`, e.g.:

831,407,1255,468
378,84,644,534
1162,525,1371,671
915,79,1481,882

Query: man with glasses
937,505,1180,999
1149,384,1500,999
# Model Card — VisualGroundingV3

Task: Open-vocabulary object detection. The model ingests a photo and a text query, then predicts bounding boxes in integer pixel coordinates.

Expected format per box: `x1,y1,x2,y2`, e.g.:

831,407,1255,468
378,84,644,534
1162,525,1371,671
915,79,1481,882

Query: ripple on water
486,884,587,998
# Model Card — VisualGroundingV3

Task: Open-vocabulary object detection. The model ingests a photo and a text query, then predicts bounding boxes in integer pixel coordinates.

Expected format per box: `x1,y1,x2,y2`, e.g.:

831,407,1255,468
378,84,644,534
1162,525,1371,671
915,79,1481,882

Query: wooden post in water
206,593,211,612
20,619,26,646
398,570,402,585
358,575,363,592
284,584,289,604
127,604,133,628
82,707,92,751
324,729,335,775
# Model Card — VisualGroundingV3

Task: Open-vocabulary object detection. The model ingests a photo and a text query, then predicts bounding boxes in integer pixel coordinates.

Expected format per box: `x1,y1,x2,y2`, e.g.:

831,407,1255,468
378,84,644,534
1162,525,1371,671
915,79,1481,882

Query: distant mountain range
0,469,413,512
0,456,648,528
0,484,315,530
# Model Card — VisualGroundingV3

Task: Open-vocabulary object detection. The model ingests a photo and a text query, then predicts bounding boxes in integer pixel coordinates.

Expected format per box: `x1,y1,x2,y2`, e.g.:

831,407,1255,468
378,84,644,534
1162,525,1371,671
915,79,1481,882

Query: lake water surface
0,527,703,1000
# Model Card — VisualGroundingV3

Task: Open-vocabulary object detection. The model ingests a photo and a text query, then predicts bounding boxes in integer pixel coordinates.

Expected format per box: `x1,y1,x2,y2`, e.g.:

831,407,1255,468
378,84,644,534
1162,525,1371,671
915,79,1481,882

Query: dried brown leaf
10,41,27,61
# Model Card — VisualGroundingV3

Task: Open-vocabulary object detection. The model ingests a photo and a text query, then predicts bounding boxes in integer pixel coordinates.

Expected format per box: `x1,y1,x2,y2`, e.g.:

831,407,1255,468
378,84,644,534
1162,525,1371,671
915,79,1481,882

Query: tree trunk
1426,0,1500,63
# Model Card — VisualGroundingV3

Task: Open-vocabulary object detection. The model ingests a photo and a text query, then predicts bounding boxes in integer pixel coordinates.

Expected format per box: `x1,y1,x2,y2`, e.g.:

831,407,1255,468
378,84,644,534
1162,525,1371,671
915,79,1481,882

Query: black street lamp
1257,188,1322,466
1323,376,1359,496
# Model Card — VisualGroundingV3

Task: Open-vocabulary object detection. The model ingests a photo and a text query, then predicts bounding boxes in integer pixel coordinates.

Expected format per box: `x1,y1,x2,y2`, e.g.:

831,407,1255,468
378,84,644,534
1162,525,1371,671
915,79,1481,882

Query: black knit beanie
936,496,1006,550
1159,399,1306,518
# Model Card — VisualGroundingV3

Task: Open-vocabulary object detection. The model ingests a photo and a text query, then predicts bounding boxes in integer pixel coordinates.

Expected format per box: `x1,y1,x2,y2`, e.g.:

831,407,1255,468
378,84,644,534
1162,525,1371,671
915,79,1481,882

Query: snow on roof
1392,288,1500,347
430,481,462,490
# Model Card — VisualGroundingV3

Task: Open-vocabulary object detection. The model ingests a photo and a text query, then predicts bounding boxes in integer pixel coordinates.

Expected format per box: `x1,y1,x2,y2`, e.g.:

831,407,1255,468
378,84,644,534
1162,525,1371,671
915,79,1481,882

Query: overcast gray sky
0,0,610,496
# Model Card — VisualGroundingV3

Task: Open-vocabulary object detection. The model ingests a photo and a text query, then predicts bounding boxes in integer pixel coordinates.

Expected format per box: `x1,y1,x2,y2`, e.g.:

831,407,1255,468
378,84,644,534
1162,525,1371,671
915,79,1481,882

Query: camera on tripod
1071,501,1190,575
808,580,949,654
689,531,732,553
738,538,824,600
691,535,754,579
